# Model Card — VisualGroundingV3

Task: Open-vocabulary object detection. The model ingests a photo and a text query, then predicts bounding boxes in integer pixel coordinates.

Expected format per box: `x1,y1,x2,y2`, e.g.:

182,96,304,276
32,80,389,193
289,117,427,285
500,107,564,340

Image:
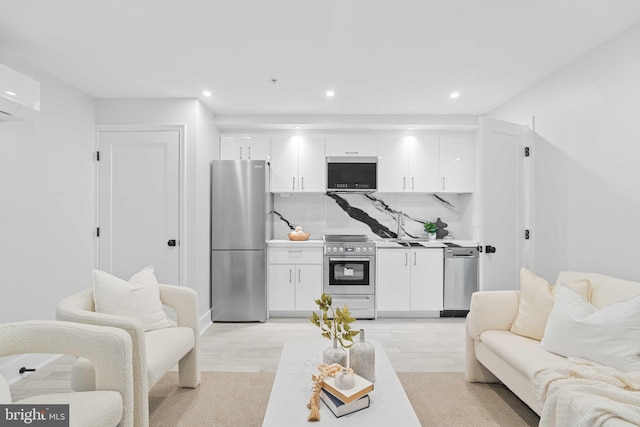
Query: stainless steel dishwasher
442,246,479,317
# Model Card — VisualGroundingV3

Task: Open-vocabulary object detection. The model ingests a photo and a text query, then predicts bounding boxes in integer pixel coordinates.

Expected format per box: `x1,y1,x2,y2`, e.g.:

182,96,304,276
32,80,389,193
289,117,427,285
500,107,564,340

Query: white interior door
479,117,527,291
98,130,180,284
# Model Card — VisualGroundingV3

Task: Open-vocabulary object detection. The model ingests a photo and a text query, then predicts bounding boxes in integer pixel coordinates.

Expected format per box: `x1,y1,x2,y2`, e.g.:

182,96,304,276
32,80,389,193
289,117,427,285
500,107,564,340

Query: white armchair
0,320,134,427
56,284,200,427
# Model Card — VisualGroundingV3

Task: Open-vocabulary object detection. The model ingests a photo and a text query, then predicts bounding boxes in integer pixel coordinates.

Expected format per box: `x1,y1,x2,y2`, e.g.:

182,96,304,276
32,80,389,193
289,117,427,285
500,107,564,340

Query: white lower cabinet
377,248,444,314
268,247,323,313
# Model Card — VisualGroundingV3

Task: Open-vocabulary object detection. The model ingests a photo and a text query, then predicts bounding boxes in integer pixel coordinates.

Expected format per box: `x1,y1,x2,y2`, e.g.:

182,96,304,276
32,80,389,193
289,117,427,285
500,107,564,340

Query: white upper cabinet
408,135,440,192
220,136,270,160
271,135,326,193
438,135,473,193
378,136,409,192
325,135,378,157
378,135,439,192
378,133,472,193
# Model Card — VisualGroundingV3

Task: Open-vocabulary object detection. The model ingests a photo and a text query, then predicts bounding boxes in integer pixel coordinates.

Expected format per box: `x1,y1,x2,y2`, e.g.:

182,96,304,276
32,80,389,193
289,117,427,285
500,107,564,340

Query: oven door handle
328,257,372,262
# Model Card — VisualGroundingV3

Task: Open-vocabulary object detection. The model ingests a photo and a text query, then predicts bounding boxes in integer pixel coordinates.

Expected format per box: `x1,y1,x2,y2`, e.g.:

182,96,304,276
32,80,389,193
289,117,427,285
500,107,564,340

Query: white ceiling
1,0,640,117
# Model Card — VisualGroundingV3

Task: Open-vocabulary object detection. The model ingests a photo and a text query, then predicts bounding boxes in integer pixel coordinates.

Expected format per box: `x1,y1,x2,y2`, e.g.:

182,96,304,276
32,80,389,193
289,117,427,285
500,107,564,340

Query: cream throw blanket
533,358,640,426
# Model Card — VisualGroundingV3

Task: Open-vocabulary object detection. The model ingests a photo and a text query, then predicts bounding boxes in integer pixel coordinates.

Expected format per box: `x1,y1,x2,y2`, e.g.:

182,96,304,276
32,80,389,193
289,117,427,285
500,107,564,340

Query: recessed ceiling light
450,92,460,99
5,90,16,96
243,136,252,140
294,126,302,129
202,90,212,97
407,126,414,130
326,90,335,97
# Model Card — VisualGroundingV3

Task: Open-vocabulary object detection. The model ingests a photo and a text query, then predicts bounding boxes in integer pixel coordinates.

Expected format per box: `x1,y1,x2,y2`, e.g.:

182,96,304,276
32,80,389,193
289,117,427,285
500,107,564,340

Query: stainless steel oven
323,235,376,319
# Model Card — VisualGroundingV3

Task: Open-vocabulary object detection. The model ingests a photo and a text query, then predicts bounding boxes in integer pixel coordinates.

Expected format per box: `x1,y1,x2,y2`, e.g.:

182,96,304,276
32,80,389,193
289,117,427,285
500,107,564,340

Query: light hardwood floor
9,317,466,400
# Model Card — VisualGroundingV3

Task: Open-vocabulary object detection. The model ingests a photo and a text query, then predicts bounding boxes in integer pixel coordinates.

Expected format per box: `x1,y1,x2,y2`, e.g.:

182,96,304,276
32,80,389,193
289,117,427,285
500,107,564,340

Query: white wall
0,54,96,323
195,102,219,317
96,99,218,318
489,23,640,282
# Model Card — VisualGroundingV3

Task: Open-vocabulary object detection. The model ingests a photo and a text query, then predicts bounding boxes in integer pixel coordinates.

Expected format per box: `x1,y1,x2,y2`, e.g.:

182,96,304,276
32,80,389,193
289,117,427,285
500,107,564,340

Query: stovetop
323,234,369,243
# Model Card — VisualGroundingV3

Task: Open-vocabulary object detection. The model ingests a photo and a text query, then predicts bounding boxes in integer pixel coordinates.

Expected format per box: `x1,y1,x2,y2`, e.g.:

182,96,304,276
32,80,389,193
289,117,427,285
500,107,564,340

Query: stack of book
320,372,374,418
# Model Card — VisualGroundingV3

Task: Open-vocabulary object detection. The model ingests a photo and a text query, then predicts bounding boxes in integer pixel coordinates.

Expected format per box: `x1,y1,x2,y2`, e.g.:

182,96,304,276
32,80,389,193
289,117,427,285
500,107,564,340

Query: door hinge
96,151,100,161
524,147,530,157
96,227,100,237
525,229,530,240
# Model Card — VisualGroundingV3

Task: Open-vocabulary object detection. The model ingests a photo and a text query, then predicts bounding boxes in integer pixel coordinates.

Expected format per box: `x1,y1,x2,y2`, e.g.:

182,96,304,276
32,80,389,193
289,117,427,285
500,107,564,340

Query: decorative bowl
288,232,310,241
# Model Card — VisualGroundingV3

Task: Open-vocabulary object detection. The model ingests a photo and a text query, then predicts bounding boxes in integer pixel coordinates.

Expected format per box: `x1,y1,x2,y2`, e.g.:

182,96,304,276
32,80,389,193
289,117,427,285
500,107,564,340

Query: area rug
397,372,539,426
149,371,539,426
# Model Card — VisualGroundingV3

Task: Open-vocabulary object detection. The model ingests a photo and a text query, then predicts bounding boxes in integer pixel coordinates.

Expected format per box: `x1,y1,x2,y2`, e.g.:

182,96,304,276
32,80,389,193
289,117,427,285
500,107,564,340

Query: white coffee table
262,338,421,426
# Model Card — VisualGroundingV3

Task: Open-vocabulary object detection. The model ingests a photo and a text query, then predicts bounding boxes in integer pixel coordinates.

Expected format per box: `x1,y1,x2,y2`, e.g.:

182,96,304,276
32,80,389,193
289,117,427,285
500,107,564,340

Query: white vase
323,338,346,367
349,329,375,382
334,368,356,390
428,232,437,241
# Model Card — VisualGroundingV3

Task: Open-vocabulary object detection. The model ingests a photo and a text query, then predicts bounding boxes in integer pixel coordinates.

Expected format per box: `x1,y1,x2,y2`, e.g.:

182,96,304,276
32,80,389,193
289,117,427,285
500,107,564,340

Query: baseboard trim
199,309,212,335
0,353,63,385
376,310,441,318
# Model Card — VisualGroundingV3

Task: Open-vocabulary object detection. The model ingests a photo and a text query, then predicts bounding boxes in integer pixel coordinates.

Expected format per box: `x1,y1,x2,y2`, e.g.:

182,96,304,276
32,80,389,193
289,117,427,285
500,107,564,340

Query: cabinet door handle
239,146,243,159
414,252,417,265
405,252,408,265
289,269,292,283
248,146,251,160
412,176,415,190
403,177,406,190
442,177,445,189
292,177,296,191
298,268,301,283
345,151,358,155
301,176,304,190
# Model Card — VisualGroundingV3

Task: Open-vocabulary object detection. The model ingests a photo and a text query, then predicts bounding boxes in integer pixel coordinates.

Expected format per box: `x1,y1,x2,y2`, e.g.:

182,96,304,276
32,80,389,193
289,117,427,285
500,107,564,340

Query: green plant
310,293,359,349
423,221,438,234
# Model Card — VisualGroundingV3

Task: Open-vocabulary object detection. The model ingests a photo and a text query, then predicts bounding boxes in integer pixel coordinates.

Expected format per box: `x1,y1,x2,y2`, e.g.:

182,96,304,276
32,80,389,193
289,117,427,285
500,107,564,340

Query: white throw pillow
92,266,176,331
510,268,590,340
540,284,640,372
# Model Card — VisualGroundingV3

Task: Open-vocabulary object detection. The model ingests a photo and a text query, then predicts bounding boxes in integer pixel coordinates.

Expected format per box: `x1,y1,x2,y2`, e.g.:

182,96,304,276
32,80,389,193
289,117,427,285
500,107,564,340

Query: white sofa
466,271,640,415
57,284,200,427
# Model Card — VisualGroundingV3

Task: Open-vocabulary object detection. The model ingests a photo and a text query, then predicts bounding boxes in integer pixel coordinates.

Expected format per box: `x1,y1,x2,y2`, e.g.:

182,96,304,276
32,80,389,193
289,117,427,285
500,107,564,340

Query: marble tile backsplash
271,192,472,241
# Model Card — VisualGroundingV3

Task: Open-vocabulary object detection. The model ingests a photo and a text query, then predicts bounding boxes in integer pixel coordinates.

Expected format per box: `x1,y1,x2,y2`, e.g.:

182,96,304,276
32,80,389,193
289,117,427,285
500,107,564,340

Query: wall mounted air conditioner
0,62,40,121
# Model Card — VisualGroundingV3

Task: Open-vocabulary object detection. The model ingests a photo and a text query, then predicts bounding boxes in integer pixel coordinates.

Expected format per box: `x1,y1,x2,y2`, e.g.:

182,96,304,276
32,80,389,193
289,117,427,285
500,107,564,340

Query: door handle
485,245,497,254
298,268,301,283
301,176,304,190
292,177,295,191
442,177,445,189
289,269,292,283
403,177,406,190
248,146,251,160
239,146,243,159
405,252,408,266
412,176,415,190
414,252,417,265
167,239,177,247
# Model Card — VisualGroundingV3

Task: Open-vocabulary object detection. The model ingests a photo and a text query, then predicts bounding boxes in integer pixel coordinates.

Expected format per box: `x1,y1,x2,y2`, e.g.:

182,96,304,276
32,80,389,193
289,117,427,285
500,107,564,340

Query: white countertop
373,239,478,249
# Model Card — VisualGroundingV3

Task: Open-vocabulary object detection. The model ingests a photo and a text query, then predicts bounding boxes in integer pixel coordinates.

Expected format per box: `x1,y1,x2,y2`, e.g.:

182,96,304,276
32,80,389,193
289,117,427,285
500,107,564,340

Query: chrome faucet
396,211,405,239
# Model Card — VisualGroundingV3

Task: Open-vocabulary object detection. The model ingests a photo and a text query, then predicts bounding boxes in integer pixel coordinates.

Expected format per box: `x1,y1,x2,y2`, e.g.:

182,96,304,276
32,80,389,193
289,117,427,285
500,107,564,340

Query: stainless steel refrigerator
211,160,268,322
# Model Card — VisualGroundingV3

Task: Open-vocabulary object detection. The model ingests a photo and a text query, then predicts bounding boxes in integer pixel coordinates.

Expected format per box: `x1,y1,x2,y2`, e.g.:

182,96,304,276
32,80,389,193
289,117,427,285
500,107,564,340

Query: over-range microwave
326,157,377,192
